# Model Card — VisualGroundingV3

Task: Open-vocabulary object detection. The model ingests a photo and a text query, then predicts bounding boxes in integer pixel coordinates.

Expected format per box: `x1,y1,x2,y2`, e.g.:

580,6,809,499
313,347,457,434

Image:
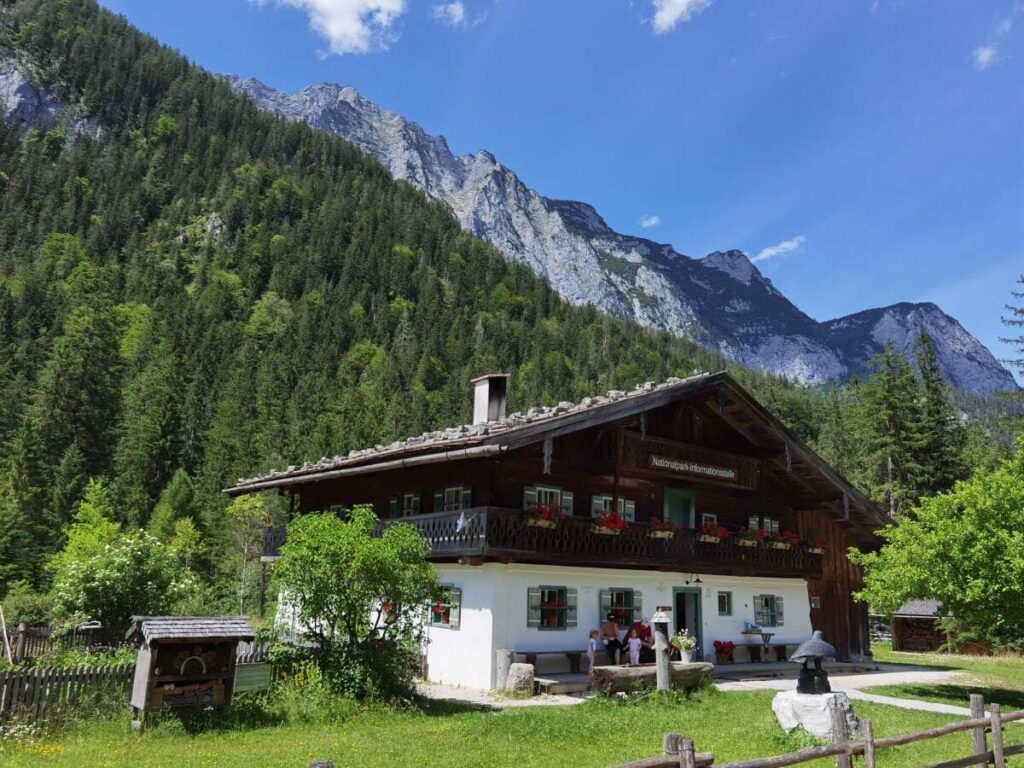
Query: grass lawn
1,689,1013,768
868,642,1024,711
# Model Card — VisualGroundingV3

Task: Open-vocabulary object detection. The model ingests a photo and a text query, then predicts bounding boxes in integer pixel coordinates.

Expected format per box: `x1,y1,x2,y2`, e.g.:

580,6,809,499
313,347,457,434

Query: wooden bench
516,649,588,673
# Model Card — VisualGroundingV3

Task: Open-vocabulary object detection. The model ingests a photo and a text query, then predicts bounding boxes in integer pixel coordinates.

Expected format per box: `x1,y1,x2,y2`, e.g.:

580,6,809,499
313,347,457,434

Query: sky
100,0,1023,380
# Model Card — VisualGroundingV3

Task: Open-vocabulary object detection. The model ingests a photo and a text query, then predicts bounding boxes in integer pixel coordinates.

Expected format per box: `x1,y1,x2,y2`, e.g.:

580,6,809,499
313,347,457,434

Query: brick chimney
471,374,510,424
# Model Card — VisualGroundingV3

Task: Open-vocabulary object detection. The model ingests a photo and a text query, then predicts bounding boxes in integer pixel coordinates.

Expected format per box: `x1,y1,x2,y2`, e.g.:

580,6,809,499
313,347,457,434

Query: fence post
991,703,1005,768
832,703,851,768
862,719,876,768
679,737,696,768
663,732,681,760
13,624,27,665
970,693,987,768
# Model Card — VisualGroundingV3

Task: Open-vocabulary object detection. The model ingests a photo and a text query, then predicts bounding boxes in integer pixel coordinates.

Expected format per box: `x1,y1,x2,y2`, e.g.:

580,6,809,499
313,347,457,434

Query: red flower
713,640,736,654
699,521,728,540
598,510,628,530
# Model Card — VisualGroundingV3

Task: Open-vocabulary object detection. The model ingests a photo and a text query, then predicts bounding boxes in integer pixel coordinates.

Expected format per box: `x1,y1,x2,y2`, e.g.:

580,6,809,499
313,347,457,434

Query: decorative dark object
126,616,255,730
791,630,836,694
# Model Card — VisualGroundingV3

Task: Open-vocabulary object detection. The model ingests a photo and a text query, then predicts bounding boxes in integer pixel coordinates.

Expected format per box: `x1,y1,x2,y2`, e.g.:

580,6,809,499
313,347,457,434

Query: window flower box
736,526,764,548
526,503,563,529
765,530,799,550
737,539,758,548
698,521,728,544
807,546,825,555
768,541,791,550
591,524,621,536
698,534,721,544
647,518,674,539
647,529,673,540
527,517,558,529
593,510,628,535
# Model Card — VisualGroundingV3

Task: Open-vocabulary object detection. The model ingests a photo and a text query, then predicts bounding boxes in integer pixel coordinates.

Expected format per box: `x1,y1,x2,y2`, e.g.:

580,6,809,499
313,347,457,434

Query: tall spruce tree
999,275,1024,435
914,333,967,495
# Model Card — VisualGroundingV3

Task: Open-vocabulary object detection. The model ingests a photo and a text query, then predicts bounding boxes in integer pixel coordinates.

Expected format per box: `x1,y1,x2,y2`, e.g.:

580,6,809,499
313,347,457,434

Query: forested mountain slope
0,0,827,582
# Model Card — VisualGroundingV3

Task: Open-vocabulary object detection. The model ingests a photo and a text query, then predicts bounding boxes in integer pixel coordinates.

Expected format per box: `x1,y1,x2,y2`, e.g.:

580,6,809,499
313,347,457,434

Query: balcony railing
263,508,823,578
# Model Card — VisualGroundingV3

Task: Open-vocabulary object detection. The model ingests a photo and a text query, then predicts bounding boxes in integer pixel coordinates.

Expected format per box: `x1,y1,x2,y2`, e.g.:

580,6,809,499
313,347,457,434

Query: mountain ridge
224,75,1016,396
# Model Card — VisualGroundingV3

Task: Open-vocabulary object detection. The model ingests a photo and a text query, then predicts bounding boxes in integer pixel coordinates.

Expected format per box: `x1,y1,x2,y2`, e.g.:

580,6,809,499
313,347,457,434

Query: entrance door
664,488,694,528
673,587,703,660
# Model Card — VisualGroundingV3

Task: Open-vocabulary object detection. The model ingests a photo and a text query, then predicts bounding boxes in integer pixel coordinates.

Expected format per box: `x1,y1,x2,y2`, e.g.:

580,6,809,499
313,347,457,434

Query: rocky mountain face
224,77,1016,395
1,53,1013,394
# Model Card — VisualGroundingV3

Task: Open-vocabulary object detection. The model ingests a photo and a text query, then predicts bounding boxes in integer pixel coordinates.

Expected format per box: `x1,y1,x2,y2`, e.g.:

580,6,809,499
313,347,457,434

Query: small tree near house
272,505,439,700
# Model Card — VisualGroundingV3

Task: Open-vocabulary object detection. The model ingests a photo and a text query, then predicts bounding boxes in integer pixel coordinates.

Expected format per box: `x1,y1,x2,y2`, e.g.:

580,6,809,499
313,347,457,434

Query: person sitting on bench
600,613,625,665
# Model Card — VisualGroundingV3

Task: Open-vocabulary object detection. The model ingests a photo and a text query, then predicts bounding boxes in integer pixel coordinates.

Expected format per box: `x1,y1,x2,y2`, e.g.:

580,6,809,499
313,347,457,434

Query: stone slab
772,690,861,741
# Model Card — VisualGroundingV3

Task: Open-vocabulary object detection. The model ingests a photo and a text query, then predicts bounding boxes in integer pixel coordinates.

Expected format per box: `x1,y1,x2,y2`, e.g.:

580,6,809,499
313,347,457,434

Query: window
388,494,422,517
754,594,784,627
717,591,732,617
527,586,577,630
763,518,780,535
600,588,643,625
748,515,760,530
523,485,574,514
430,586,462,629
402,492,421,517
434,485,472,512
701,512,718,526
591,495,636,521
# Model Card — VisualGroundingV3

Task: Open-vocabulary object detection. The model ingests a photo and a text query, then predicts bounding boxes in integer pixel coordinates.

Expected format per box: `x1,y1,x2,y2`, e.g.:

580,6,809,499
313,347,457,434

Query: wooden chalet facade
228,371,886,689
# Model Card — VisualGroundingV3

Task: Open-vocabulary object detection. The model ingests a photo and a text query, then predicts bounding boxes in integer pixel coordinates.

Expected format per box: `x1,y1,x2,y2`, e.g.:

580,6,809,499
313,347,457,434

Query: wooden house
227,371,885,689
891,599,945,653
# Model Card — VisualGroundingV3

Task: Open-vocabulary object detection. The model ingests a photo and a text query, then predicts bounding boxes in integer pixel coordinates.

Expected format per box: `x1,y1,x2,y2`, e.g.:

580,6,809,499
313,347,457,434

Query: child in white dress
587,629,600,669
627,627,642,665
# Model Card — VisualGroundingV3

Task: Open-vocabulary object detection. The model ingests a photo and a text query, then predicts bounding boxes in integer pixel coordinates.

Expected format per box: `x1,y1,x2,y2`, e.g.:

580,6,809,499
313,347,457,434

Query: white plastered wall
428,563,814,689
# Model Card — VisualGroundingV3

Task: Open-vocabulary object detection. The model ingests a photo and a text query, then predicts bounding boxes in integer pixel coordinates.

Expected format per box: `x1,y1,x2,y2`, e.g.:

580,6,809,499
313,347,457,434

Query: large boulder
772,690,861,741
505,663,535,694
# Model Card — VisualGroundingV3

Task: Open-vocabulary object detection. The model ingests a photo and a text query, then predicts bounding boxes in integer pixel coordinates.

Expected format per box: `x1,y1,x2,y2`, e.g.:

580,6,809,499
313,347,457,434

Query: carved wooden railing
263,508,822,577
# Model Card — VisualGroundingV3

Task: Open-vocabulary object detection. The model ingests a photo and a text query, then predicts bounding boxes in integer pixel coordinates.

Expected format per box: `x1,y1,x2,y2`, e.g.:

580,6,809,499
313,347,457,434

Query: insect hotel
127,616,256,727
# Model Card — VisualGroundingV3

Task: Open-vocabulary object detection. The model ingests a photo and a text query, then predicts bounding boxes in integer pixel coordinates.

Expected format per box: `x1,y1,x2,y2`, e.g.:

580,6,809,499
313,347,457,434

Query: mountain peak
701,250,761,286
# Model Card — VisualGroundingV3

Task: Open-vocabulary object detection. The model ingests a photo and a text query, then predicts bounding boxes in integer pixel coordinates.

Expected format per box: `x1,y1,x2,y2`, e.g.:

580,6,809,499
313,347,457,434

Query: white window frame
402,492,421,517
430,585,462,629
536,485,561,508
717,591,732,617
701,512,718,526
591,495,636,522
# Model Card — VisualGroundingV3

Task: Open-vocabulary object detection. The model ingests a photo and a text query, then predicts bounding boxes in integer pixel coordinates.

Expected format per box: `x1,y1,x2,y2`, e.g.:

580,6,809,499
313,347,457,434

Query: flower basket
715,651,734,664
807,546,825,555
526,503,563,529
713,640,736,665
591,524,620,536
768,541,791,550
737,539,758,548
735,526,764,548
527,517,558,529
647,529,673,540
697,534,720,544
698,521,729,544
594,509,628,534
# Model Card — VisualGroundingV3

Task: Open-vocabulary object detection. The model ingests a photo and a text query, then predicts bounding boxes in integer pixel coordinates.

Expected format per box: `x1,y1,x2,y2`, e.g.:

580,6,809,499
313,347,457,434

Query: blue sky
101,0,1023,378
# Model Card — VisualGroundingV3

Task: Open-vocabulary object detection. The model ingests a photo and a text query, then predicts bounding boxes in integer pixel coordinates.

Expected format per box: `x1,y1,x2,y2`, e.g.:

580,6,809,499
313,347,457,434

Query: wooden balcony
263,508,823,578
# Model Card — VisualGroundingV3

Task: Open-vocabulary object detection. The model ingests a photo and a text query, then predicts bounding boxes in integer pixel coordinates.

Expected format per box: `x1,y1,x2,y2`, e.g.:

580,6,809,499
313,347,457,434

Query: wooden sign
620,432,760,490
649,455,738,482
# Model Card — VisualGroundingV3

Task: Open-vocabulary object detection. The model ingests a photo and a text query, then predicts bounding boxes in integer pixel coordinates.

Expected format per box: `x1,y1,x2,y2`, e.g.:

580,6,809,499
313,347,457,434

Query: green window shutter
388,498,399,517
753,595,765,627
461,486,473,508
775,596,784,626
591,495,605,517
411,493,421,515
623,499,636,521
565,588,578,628
523,485,537,510
633,590,643,622
562,491,573,515
433,490,443,512
527,587,542,627
449,587,462,629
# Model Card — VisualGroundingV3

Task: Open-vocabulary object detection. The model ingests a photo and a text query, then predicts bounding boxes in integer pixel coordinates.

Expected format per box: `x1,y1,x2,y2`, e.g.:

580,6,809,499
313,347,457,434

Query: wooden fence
0,664,135,724
616,695,1024,768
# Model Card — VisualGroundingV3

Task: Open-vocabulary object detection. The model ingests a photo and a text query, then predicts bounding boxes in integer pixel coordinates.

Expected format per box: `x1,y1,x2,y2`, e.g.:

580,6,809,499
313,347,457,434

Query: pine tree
914,333,967,495
999,275,1024,435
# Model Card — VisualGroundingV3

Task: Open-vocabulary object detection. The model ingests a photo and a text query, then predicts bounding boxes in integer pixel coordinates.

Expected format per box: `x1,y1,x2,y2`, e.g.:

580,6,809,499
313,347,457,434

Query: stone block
505,662,535,694
772,690,861,741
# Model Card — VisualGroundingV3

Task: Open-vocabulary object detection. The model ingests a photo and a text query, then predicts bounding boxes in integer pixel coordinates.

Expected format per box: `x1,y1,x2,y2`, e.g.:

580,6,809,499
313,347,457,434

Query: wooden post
679,738,696,768
991,703,1005,768
832,702,851,768
663,732,681,760
970,693,986,768
13,624,27,665
654,619,671,691
862,719,876,768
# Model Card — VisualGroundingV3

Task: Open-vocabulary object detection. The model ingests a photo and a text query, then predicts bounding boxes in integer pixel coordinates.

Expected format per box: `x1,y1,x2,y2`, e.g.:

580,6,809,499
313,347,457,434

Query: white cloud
253,0,407,55
752,235,806,264
972,45,1000,70
433,1,466,27
651,0,714,34
996,17,1013,36
638,214,662,228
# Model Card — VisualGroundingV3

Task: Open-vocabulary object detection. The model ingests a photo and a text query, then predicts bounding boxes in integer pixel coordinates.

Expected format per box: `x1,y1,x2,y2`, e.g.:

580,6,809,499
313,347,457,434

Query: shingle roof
126,616,256,644
226,372,718,493
893,599,942,618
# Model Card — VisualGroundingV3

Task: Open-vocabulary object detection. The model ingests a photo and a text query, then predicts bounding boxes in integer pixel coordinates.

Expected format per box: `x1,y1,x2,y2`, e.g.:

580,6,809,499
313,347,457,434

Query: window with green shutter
523,485,573,515
434,485,472,512
527,586,577,630
591,495,636,521
599,588,642,625
753,595,784,627
430,585,462,629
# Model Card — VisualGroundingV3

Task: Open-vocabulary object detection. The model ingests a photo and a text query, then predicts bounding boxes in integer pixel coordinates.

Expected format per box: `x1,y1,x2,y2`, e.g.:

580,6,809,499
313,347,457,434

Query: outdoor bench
516,649,589,673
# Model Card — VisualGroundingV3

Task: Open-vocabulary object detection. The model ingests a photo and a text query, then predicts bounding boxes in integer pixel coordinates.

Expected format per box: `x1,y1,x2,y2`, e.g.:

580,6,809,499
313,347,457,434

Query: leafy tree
1,580,52,627
170,517,203,570
851,439,1024,648
272,507,438,700
50,528,195,637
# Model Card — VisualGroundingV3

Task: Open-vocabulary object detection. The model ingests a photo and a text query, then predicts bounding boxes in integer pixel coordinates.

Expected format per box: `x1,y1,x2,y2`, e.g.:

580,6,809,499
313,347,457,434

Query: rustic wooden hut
891,599,944,652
